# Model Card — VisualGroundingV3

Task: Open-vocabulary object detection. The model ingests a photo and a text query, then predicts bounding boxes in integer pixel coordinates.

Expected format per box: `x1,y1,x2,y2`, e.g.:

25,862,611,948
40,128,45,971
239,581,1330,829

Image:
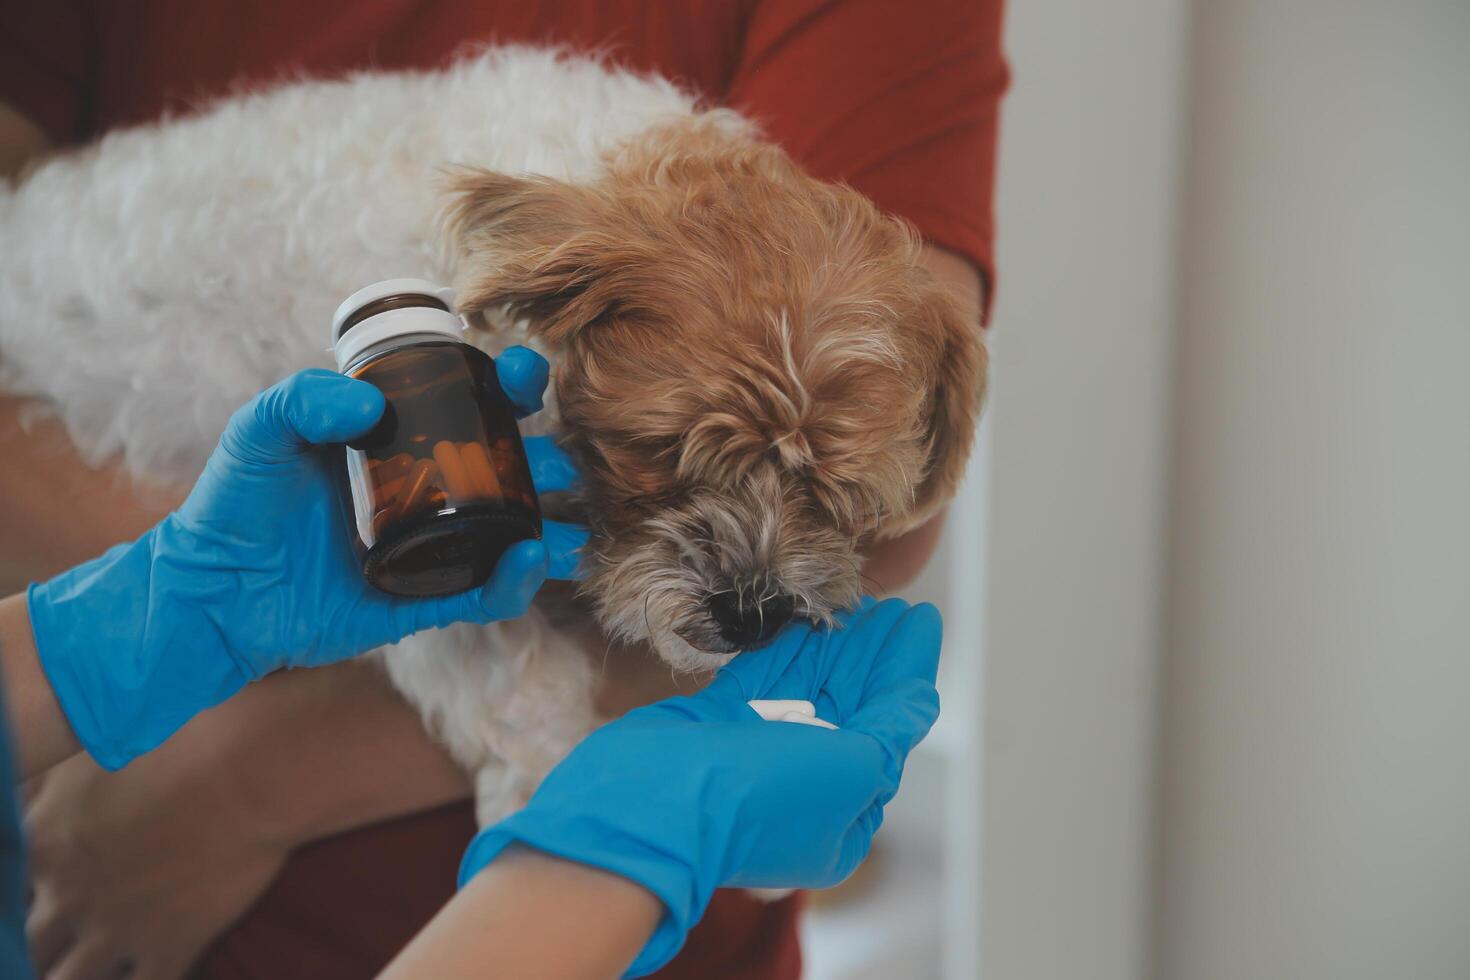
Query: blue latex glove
458,597,942,977
27,347,589,771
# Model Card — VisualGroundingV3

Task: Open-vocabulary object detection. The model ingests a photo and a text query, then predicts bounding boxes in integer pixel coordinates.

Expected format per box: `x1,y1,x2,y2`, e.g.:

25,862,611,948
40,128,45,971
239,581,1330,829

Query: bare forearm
187,660,473,848
0,592,79,777
381,846,660,980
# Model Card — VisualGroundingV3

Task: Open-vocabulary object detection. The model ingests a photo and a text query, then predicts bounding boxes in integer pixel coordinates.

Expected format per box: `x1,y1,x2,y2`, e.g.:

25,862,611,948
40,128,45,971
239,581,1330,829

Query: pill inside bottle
332,279,541,597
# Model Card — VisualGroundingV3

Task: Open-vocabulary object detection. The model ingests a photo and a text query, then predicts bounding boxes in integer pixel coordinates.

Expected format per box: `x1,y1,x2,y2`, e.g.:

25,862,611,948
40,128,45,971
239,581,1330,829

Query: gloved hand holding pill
458,596,943,976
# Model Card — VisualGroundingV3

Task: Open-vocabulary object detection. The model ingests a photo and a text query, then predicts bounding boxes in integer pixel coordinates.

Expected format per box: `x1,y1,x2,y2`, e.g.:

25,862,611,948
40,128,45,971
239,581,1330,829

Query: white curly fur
0,48,706,824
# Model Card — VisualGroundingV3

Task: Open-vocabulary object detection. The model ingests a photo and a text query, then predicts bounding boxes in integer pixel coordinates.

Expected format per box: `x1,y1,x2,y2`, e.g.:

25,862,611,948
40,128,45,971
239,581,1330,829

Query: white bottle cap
331,278,464,371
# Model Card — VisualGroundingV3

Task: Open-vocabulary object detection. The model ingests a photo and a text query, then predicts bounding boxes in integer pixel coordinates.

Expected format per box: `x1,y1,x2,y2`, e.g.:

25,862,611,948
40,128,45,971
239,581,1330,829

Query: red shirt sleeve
727,0,1007,319
0,0,93,144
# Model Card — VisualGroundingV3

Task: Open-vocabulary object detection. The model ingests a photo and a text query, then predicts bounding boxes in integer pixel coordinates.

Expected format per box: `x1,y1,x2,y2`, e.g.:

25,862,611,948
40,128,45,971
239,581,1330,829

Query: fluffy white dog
0,47,982,823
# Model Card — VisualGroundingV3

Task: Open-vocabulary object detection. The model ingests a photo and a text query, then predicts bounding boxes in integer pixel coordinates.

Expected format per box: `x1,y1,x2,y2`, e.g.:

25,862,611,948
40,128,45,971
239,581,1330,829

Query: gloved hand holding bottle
2,350,945,980
25,347,587,771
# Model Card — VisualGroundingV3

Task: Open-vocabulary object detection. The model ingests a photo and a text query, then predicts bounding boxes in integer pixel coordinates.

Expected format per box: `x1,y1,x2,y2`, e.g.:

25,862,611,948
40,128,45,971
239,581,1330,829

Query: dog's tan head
451,116,984,669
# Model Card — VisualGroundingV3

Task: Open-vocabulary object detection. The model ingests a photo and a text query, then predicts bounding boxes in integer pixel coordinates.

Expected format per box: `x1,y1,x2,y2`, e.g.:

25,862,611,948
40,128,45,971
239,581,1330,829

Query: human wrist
501,843,665,968
495,845,663,918
0,590,79,776
472,842,667,978
460,805,698,976
383,839,662,980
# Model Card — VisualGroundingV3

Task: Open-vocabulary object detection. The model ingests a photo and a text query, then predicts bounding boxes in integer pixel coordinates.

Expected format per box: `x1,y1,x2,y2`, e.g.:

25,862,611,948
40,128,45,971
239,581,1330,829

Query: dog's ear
905,280,987,526
445,169,619,346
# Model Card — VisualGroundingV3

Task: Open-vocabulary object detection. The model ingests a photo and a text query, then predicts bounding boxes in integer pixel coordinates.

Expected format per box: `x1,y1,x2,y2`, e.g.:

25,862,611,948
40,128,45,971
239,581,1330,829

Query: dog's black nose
706,589,795,649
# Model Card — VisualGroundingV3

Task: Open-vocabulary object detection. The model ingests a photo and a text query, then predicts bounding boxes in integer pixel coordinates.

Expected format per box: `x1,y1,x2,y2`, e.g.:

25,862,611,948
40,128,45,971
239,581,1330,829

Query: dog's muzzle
704,586,796,650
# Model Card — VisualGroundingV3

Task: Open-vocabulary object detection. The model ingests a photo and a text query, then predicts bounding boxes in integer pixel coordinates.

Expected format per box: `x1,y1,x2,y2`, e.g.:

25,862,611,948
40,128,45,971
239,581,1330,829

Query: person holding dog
0,363,944,980
0,2,1000,976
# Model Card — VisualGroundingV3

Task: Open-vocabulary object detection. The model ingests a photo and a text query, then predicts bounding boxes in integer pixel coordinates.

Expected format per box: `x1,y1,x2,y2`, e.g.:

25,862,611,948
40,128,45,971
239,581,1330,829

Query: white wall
981,2,1190,978
1156,3,1470,978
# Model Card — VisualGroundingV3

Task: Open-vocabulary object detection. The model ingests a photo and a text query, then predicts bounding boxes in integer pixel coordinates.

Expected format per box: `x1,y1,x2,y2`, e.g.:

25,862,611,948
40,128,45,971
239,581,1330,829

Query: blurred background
804,1,1470,978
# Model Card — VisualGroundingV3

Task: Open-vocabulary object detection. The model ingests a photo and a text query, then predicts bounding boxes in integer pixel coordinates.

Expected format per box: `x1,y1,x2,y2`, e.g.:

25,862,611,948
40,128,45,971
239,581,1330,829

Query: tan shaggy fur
451,118,986,666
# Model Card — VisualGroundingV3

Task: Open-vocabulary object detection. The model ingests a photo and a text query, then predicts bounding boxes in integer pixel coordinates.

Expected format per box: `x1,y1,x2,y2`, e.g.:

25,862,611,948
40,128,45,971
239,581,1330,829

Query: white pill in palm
747,699,817,721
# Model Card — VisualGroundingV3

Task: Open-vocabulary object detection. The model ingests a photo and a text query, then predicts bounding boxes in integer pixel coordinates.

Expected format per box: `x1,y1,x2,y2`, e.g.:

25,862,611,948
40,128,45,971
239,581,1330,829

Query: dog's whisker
641,591,656,649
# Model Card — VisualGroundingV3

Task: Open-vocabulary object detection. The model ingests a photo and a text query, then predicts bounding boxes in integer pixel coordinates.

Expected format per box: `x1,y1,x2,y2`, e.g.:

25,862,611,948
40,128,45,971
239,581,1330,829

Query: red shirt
0,4,1005,977
0,0,1005,313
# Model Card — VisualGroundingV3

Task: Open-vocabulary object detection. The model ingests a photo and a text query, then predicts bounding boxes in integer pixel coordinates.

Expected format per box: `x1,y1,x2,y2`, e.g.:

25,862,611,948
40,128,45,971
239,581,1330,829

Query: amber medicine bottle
332,279,541,597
